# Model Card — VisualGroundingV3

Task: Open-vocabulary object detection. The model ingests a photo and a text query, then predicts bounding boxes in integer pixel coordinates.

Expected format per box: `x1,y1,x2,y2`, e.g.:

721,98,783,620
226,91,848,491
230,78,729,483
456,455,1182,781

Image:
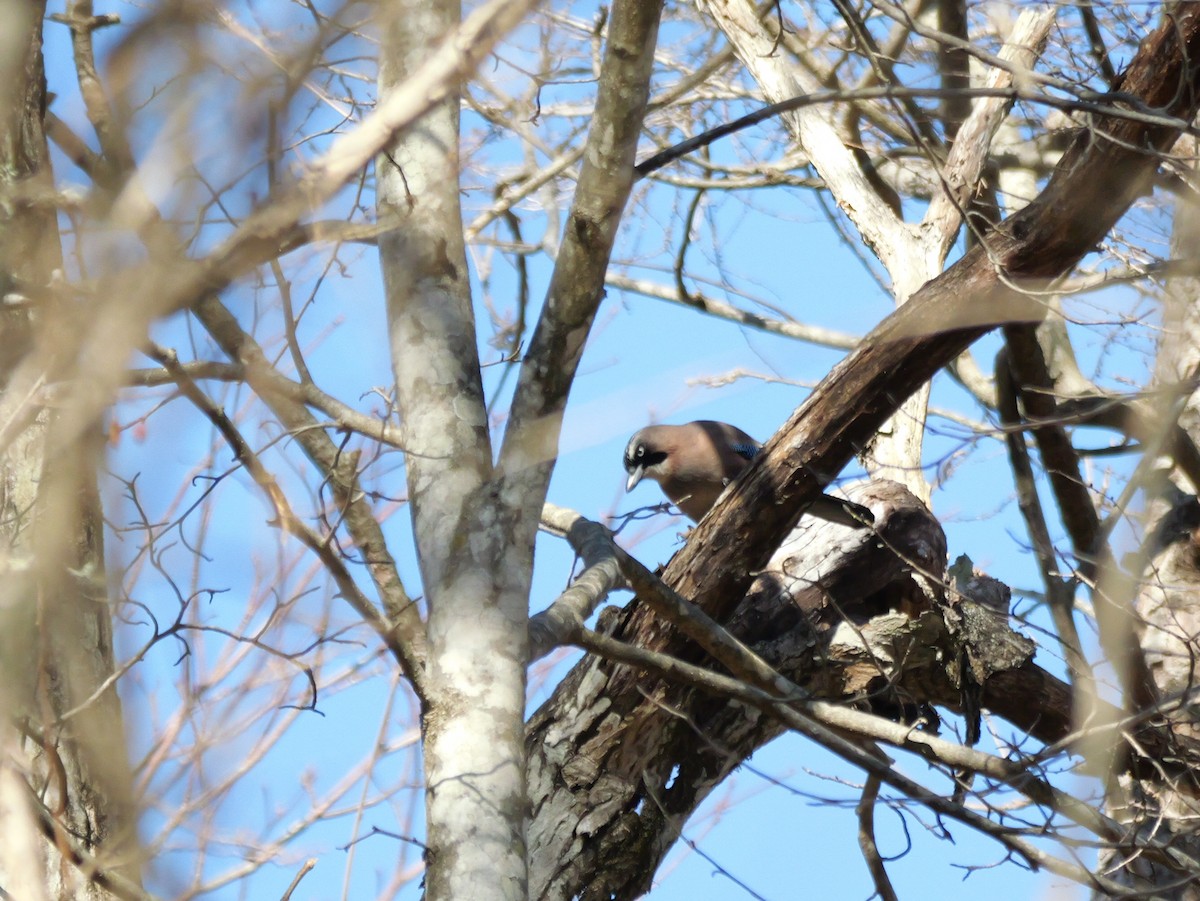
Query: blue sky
30,0,1162,897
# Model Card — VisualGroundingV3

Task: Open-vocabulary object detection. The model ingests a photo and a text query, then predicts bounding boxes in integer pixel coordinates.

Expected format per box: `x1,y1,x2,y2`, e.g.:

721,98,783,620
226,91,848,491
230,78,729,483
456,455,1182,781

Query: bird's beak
625,467,644,492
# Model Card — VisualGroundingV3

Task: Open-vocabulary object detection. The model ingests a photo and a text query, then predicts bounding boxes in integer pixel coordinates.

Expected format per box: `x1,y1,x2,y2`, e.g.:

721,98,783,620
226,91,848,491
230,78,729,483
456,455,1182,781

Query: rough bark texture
528,481,1044,899
0,6,56,896
28,419,140,901
0,3,139,898
528,8,1200,898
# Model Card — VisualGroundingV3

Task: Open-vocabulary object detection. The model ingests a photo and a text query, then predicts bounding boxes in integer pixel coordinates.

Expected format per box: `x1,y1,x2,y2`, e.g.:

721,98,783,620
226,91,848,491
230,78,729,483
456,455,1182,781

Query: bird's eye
636,445,645,459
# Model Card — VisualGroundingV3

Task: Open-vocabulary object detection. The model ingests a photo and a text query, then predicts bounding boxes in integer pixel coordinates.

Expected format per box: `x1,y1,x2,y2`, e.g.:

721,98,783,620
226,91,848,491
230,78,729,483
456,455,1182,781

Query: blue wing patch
731,442,758,462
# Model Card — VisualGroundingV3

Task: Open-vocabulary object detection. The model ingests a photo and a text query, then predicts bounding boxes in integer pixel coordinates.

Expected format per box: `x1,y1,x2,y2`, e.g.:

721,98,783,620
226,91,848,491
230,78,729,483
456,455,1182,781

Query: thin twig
857,775,899,901
279,859,316,901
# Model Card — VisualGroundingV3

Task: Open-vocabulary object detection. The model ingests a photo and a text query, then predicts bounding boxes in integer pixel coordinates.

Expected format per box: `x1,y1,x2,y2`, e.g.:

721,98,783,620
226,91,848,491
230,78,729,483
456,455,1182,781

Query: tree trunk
0,4,139,898
528,7,1200,897
377,1,530,897
1097,140,1200,898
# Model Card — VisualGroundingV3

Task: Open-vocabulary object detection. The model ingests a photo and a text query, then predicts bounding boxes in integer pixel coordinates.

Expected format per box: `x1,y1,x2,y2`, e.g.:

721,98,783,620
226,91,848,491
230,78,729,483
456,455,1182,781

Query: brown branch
633,84,1198,181
279,859,316,901
125,361,246,387
57,2,133,175
44,111,108,186
146,345,414,682
182,301,428,698
995,343,1090,681
1080,4,1118,88
27,784,159,901
856,775,899,901
937,0,970,143
498,0,664,496
1003,325,1103,565
605,273,859,349
1056,391,1200,492
650,3,1200,641
570,626,1173,895
123,351,407,451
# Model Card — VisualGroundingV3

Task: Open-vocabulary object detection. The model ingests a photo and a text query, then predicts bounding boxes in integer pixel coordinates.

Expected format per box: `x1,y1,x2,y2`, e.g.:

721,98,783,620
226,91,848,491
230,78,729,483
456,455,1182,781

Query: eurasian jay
623,420,872,527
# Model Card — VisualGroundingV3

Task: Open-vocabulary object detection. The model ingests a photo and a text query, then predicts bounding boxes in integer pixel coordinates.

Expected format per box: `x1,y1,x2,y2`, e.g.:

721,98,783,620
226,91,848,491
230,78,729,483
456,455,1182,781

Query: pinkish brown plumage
623,420,872,526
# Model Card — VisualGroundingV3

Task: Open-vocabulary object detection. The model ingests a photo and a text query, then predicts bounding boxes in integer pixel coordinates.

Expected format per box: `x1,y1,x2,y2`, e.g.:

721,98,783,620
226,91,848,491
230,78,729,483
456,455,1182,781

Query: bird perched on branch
623,420,872,527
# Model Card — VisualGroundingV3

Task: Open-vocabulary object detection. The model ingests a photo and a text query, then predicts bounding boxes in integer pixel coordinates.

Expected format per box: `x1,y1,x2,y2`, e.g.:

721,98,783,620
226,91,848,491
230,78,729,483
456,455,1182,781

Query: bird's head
623,427,671,492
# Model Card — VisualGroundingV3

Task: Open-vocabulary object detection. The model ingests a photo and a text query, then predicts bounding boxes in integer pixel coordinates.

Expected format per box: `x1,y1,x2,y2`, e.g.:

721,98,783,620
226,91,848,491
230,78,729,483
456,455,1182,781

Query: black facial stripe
623,446,668,471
